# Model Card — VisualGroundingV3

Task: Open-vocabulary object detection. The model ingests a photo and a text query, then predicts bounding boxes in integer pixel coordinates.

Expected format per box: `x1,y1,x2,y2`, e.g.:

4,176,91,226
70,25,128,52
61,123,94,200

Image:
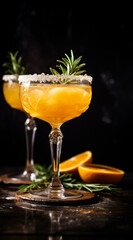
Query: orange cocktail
3,81,23,111
21,84,92,127
2,75,37,182
19,73,92,200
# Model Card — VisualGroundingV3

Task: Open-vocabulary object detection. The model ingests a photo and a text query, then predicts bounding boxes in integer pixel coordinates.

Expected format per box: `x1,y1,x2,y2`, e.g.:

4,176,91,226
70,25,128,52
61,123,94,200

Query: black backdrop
0,1,133,172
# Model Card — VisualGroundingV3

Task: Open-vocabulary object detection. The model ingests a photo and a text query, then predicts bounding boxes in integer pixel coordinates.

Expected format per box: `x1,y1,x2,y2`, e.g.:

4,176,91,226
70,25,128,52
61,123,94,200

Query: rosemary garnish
17,164,121,193
2,51,27,75
50,50,86,84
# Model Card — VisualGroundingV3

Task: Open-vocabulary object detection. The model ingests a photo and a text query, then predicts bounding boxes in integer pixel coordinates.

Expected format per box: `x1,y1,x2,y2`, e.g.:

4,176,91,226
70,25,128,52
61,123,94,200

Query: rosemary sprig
60,173,120,192
63,181,120,193
34,164,52,179
17,178,47,193
2,51,27,75
17,165,52,193
50,50,86,83
17,164,121,193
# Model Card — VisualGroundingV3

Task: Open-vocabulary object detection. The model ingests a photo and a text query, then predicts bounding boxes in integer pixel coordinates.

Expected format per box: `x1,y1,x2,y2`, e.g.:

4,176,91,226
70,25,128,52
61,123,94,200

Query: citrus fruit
78,163,125,184
59,151,93,177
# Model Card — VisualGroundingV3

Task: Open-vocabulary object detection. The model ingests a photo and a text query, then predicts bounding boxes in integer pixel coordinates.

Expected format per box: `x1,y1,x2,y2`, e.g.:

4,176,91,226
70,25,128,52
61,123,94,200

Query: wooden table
0,168,133,240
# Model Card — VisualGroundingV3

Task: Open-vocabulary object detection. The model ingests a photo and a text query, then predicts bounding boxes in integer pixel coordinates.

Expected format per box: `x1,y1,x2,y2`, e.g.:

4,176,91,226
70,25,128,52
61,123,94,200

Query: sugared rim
18,73,93,84
2,74,18,81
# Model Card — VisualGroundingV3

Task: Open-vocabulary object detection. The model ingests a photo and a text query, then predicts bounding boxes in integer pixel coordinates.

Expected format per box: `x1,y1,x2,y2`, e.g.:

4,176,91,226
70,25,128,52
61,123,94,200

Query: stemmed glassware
2,74,37,182
19,73,92,200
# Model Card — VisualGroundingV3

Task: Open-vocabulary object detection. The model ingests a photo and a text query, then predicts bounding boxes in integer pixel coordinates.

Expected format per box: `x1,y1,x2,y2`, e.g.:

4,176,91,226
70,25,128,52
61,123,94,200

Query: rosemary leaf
17,164,121,194
2,51,28,75
50,50,86,81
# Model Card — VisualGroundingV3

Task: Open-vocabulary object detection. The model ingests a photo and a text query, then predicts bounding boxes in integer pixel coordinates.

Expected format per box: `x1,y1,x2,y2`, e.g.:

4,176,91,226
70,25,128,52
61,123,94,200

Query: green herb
34,164,52,179
17,165,52,193
2,51,27,75
17,164,121,193
17,178,47,193
50,50,86,77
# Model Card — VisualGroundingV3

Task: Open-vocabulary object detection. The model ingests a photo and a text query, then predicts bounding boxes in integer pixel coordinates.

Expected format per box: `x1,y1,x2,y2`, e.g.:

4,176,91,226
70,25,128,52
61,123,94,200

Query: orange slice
59,151,93,178
78,163,125,184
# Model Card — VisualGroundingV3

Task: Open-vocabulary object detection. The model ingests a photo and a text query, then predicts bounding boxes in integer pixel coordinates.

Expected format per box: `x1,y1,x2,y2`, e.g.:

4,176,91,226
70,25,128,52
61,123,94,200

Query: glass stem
48,127,64,196
24,115,37,175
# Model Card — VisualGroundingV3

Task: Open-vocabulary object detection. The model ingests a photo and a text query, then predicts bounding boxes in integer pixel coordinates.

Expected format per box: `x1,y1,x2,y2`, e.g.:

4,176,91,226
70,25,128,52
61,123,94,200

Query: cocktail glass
19,74,92,199
2,74,37,182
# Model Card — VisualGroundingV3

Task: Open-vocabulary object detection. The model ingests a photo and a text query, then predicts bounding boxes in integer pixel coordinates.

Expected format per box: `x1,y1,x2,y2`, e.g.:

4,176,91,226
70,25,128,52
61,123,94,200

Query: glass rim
2,74,18,82
18,73,93,85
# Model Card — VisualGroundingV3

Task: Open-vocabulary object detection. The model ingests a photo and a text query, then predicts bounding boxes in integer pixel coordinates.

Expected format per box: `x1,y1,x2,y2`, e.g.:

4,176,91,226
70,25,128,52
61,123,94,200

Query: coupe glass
19,74,92,199
2,74,37,182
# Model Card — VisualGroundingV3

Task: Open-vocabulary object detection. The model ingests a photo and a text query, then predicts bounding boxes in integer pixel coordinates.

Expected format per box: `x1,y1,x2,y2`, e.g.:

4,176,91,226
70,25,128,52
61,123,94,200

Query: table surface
0,168,133,240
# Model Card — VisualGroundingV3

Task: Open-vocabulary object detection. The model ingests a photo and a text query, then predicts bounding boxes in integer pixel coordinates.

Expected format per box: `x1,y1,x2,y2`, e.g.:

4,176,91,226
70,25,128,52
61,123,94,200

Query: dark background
0,1,133,172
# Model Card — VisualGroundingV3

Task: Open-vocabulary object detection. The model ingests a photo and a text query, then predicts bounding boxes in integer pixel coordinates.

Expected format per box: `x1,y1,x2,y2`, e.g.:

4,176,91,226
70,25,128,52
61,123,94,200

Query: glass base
31,188,82,200
8,169,38,182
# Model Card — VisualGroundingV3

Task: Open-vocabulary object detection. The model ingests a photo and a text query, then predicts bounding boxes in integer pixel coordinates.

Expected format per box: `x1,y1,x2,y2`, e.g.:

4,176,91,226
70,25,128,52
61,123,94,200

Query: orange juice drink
2,75,37,182
19,73,93,200
3,82,23,111
20,84,92,127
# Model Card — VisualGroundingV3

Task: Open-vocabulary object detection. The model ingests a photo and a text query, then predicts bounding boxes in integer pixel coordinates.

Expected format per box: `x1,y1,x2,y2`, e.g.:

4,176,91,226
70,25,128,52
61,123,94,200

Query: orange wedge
59,151,93,178
78,163,125,184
